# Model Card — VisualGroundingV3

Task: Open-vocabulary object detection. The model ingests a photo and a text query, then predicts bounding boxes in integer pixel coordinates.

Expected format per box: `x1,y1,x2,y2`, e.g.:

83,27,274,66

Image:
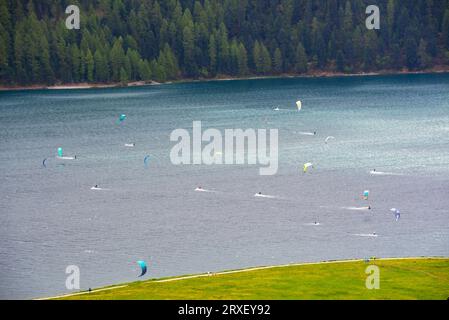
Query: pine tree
0,1,11,81
94,50,109,82
110,38,126,82
25,3,42,83
86,49,94,82
390,44,402,69
336,50,345,72
253,40,262,74
138,59,152,81
208,34,217,76
311,17,327,68
352,27,364,67
363,32,379,71
443,9,449,50
79,50,86,82
71,44,81,82
0,23,9,79
163,44,179,79
273,48,283,74
0,1,11,35
260,44,272,74
127,49,141,80
217,23,230,74
405,38,418,69
182,25,197,77
387,0,395,41
343,2,353,34
119,67,128,84
54,26,70,82
237,43,248,76
151,59,166,82
418,39,431,69
295,43,308,74
38,23,53,83
229,40,239,75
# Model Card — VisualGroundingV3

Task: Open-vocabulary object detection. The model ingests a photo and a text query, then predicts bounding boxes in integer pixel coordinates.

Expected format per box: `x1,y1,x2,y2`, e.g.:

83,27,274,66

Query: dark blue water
1,74,448,299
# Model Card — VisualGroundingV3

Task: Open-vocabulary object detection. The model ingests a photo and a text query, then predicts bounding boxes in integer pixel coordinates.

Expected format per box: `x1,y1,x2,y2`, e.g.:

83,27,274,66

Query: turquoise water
1,74,449,299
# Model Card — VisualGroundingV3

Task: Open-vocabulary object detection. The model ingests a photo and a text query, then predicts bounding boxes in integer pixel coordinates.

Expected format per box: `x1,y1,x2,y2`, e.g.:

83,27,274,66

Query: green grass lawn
57,258,449,300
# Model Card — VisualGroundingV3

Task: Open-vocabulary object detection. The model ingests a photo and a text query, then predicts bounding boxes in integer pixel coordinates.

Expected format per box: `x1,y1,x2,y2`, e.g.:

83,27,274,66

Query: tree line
1,0,449,85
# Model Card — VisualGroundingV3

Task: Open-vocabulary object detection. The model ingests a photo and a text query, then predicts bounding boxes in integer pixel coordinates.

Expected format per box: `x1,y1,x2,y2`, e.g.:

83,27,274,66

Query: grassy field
56,258,449,300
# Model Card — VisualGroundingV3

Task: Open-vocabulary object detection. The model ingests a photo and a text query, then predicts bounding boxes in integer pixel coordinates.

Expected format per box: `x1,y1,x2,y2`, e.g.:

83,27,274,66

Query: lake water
1,74,449,299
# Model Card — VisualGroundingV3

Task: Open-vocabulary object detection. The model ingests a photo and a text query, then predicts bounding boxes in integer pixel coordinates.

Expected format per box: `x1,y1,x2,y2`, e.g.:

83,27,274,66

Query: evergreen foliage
1,0,448,85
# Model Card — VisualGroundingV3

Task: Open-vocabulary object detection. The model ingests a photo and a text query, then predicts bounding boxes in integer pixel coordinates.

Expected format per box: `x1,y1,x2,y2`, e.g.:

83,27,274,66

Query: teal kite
137,261,147,277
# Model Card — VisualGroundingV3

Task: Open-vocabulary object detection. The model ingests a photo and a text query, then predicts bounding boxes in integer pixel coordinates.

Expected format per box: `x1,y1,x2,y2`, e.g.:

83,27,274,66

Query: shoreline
0,80,161,92
36,256,448,300
1,67,449,92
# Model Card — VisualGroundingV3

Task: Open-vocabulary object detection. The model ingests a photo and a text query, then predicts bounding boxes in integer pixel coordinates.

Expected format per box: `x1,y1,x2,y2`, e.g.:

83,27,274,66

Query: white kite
303,163,314,173
325,136,335,144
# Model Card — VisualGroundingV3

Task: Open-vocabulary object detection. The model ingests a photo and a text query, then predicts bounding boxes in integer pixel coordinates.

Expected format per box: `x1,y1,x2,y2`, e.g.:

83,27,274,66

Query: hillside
1,0,449,86
47,258,449,300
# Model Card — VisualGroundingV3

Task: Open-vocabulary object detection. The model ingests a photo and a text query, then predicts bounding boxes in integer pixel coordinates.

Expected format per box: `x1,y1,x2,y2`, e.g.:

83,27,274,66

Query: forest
1,0,449,85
